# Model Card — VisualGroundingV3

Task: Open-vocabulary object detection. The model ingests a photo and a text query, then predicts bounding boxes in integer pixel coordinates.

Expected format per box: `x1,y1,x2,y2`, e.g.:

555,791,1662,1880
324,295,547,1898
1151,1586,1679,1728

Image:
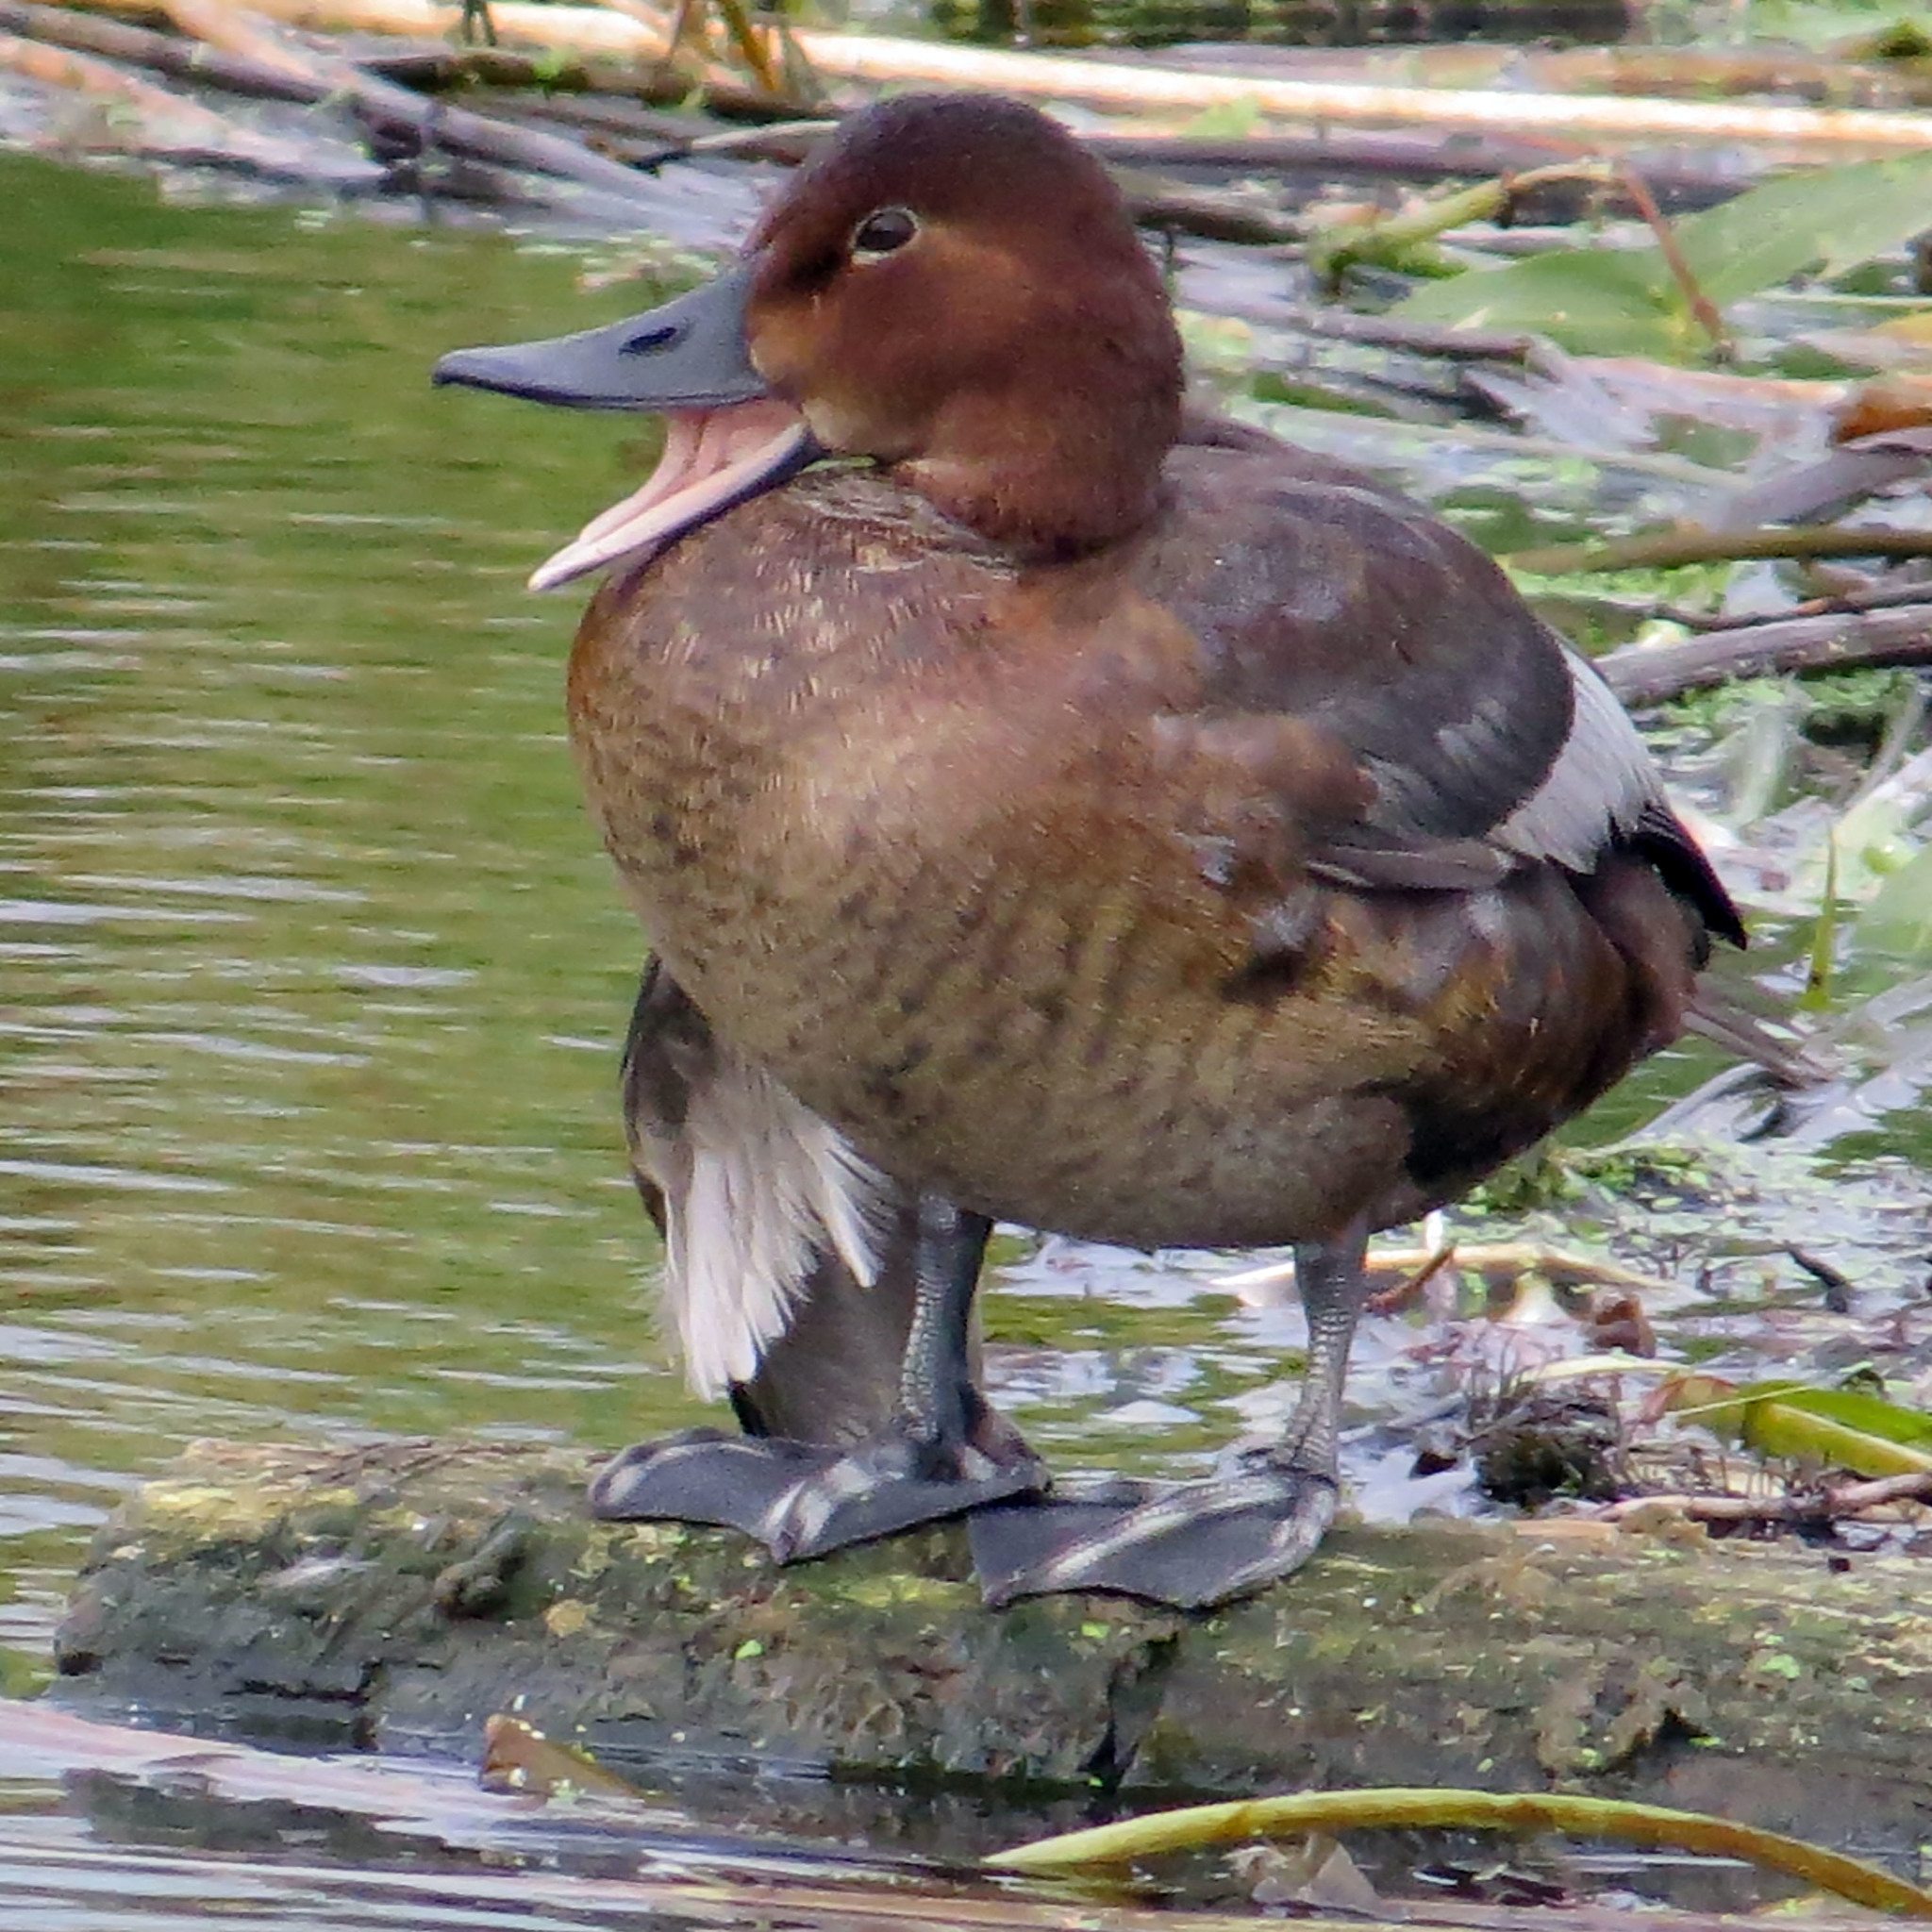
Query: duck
434,90,1744,1610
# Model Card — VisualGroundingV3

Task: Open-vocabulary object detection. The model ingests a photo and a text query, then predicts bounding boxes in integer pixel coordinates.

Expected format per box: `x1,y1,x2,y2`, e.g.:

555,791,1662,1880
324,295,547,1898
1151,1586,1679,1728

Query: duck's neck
896,356,1183,558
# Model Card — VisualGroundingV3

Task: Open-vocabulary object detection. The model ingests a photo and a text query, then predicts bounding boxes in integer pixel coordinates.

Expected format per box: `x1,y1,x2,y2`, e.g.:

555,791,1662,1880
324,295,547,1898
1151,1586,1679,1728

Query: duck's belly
602,790,1432,1250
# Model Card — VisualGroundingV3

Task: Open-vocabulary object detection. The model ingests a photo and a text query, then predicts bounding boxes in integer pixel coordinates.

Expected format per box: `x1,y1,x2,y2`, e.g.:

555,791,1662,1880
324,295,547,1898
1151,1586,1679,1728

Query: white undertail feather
1494,652,1658,868
652,1055,883,1399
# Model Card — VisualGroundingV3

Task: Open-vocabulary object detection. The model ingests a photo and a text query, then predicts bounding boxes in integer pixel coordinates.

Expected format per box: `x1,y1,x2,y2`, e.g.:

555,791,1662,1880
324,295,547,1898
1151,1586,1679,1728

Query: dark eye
850,207,919,263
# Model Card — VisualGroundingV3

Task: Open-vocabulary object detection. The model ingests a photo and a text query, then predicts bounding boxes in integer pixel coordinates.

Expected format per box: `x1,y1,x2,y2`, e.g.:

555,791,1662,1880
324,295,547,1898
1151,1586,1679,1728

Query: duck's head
435,92,1184,590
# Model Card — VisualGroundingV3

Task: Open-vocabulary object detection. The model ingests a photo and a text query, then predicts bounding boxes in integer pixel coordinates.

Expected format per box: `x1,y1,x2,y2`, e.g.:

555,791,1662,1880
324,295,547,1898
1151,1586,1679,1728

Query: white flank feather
655,1055,882,1399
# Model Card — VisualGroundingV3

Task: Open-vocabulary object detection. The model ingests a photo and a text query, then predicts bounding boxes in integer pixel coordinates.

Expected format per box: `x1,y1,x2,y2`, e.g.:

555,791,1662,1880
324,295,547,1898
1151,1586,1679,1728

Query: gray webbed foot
590,1427,835,1536
589,1420,1045,1561
758,1420,1046,1561
968,1450,1338,1610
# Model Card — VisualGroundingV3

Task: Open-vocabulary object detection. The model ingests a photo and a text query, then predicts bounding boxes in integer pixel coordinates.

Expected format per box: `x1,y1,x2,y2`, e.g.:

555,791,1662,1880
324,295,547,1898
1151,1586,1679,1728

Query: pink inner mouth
528,397,814,592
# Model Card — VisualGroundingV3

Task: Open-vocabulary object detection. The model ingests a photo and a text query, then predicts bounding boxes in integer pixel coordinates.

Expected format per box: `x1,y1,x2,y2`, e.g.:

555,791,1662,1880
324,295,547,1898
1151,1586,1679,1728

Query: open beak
433,263,820,591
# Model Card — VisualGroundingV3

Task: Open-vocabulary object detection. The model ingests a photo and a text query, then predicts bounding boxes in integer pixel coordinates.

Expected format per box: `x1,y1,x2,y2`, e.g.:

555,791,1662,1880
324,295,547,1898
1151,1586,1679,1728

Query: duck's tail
1685,986,1833,1089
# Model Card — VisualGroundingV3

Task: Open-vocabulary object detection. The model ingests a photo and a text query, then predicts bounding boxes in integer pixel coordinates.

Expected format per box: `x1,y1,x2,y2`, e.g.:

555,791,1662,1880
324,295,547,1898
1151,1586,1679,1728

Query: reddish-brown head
742,93,1184,556
436,92,1186,584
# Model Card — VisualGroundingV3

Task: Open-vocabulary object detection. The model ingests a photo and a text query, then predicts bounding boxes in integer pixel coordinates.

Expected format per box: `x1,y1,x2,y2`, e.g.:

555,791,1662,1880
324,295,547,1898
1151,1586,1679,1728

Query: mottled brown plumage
436,91,1740,1607
572,458,1707,1249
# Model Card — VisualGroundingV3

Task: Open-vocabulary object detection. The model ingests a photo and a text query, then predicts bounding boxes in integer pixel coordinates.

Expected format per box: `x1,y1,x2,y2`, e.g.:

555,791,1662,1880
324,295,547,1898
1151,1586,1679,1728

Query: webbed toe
590,1428,841,1538
763,1428,1046,1562
589,1423,1047,1564
970,1455,1338,1611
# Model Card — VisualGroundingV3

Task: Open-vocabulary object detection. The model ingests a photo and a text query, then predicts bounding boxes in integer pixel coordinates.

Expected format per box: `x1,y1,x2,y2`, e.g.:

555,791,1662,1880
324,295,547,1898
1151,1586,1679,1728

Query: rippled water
0,153,1331,1688
4,145,1929,1929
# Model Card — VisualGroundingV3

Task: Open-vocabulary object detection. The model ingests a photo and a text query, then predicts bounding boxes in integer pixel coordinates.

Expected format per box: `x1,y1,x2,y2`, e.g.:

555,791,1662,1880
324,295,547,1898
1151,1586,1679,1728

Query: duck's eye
849,207,919,263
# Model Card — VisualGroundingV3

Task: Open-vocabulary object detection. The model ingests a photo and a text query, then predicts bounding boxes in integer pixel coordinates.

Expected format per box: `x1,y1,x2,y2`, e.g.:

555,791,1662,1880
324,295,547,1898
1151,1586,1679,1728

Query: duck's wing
1141,451,1742,944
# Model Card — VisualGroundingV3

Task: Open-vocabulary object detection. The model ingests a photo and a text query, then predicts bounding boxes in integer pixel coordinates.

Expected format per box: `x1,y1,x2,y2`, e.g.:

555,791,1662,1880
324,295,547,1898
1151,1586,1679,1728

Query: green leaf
1745,1381,1932,1451
1661,1372,1932,1475
1394,247,1690,358
1674,151,1932,306
1852,840,1932,963
1395,150,1932,359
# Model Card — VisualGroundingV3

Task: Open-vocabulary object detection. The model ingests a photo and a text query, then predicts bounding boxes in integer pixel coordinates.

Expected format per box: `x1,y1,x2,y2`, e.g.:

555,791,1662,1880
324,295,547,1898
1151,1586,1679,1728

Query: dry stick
153,0,695,203
1597,601,1932,706
350,37,780,114
781,26,1932,153
1678,575,1932,632
1618,164,1730,358
1117,172,1304,248
1509,525,1932,576
1080,132,1759,215
1595,1471,1932,1524
709,0,780,99
0,0,339,101
567,113,1763,216
595,0,775,102
1261,307,1533,362
0,25,382,181
1152,38,1932,113
1223,1241,1679,1297
64,0,1932,151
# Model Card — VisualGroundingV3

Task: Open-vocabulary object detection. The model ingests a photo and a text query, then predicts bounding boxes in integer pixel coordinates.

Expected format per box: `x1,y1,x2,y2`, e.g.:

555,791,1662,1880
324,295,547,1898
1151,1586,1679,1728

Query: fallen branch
1078,129,1755,214
1509,524,1932,576
63,0,1932,151
1674,575,1932,632
1594,1471,1932,1524
1218,1241,1679,1299
790,30,1932,153
1157,38,1932,114
1596,601,1932,705
1,0,712,199
1263,308,1533,361
351,34,781,112
0,0,335,99
158,0,711,201
0,25,382,183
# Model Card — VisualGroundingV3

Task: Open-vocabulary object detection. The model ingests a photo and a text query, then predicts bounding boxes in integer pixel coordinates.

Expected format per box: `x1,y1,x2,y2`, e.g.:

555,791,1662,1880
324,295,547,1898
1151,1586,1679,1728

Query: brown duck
436,91,1743,1609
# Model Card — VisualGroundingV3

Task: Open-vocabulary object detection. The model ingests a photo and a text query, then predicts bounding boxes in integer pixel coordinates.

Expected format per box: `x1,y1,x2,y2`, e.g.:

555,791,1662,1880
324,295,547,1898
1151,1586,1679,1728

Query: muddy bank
48,1438,1932,1859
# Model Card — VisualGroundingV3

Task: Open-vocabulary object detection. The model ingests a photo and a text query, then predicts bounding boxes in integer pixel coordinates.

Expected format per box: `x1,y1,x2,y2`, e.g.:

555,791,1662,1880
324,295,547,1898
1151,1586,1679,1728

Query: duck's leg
754,1195,1046,1562
969,1220,1369,1611
592,1193,1043,1554
590,960,1042,1556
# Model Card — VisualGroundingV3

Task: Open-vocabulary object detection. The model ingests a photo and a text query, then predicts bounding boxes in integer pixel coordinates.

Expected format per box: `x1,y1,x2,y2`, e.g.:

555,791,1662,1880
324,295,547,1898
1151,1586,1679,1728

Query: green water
1,158,717,1625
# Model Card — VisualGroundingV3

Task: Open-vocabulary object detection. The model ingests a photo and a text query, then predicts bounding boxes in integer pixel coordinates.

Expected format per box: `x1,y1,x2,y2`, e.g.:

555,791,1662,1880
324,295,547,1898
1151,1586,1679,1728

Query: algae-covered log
49,1440,1932,1856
